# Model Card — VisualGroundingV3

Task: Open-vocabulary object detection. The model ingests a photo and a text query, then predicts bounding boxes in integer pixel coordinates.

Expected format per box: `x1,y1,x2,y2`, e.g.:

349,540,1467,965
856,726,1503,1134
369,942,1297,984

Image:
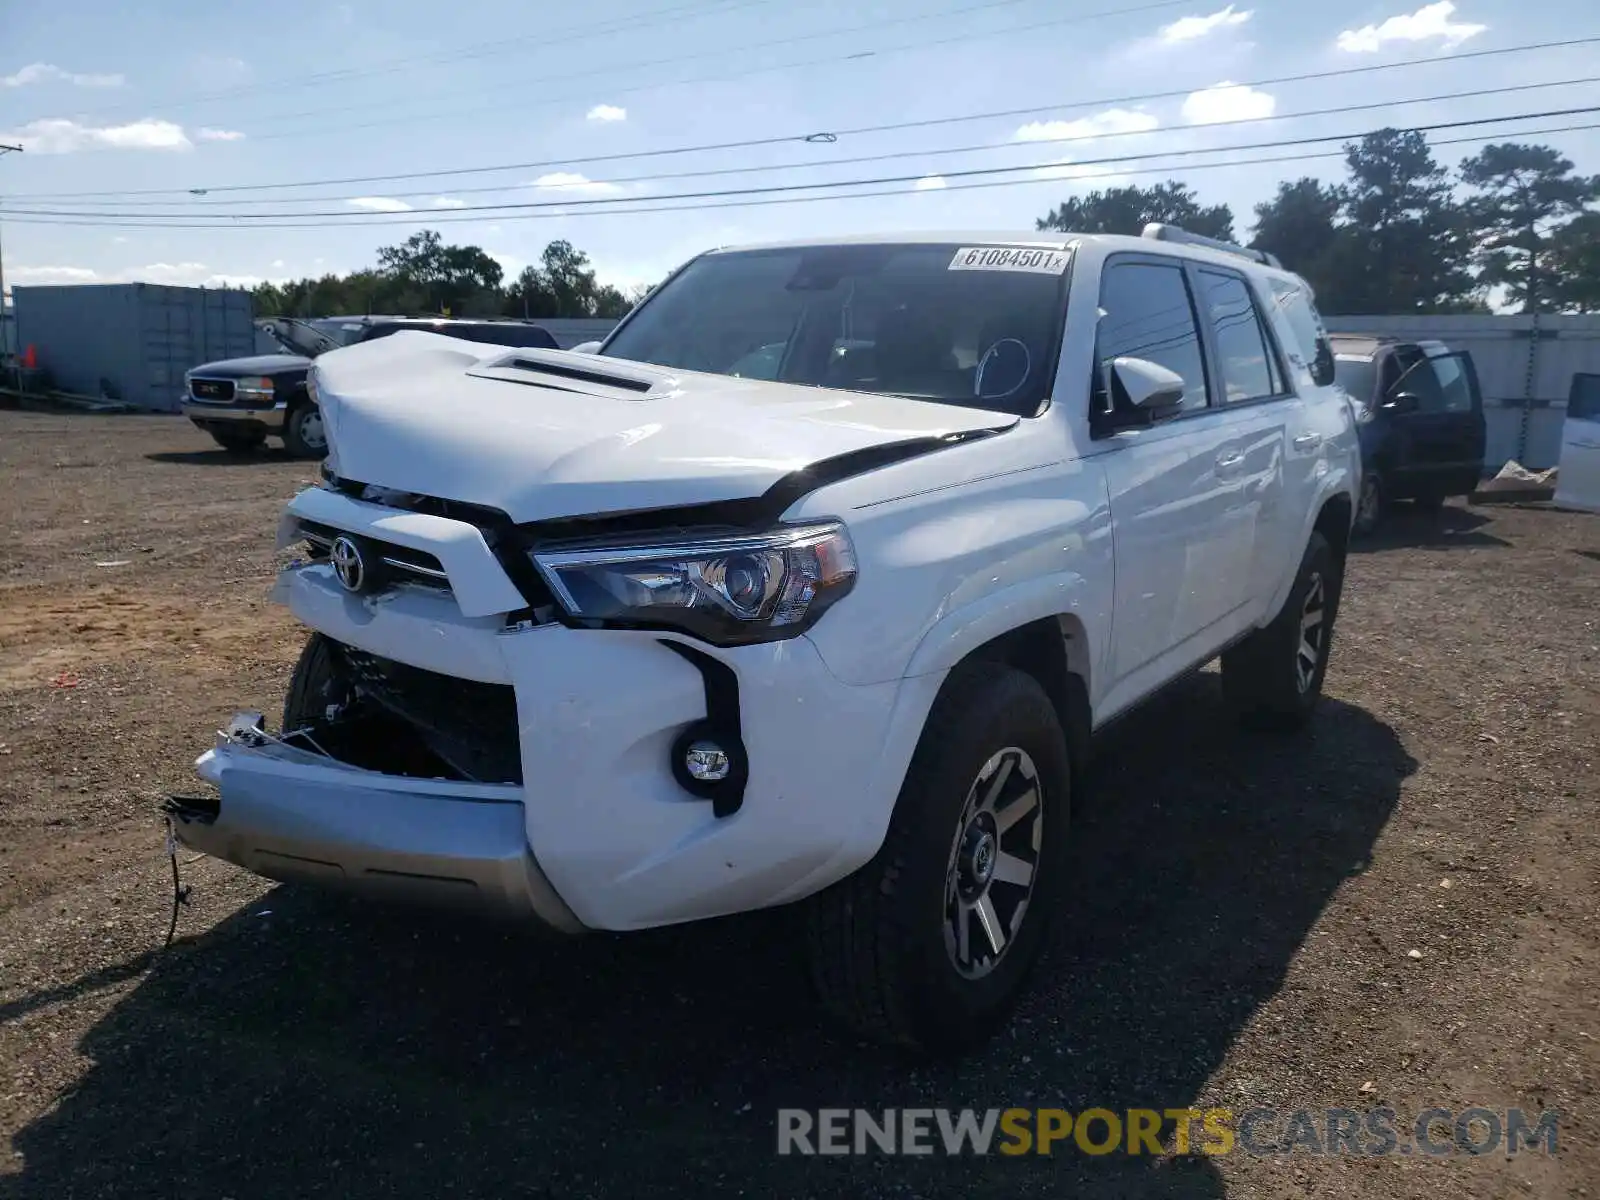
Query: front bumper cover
174,731,584,931
183,399,288,433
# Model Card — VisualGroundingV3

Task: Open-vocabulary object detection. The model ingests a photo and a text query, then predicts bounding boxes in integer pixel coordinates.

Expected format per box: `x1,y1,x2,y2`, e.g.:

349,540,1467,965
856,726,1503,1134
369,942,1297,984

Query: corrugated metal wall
1324,313,1600,470
12,283,256,411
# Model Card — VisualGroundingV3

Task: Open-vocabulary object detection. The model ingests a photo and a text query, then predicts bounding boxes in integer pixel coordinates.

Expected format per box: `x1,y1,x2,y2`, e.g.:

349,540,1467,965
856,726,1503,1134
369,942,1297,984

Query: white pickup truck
172,225,1359,1053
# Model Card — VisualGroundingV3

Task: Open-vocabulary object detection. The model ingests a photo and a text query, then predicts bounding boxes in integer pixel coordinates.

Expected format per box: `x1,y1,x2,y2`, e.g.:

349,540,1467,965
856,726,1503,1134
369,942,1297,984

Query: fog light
684,740,731,782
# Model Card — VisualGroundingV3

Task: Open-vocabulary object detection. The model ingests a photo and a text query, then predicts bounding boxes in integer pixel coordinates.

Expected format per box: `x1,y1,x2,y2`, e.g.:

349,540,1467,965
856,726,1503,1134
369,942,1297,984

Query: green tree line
251,232,650,320
1039,130,1600,314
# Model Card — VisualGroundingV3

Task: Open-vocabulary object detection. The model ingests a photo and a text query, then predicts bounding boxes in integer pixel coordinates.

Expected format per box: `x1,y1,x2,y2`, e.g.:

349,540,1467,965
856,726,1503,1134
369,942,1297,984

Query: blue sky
2,0,1596,297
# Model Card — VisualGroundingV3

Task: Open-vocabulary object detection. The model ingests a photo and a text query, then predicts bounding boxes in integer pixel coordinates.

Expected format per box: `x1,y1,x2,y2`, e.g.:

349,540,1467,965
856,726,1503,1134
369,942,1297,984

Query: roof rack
1140,223,1282,269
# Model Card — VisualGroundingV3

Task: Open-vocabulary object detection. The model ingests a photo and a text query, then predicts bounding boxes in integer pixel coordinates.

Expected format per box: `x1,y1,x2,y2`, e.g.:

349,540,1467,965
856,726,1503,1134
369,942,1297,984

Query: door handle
1292,432,1322,451
1215,451,1245,473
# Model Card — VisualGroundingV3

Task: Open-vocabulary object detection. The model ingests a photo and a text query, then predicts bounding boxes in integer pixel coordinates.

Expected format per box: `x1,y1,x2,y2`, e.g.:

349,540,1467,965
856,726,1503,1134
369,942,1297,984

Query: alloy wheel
943,747,1045,980
1296,572,1327,693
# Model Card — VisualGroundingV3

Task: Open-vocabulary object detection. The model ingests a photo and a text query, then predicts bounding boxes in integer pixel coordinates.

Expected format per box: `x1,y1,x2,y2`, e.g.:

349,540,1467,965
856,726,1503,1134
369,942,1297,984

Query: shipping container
1324,313,1600,471
12,283,256,412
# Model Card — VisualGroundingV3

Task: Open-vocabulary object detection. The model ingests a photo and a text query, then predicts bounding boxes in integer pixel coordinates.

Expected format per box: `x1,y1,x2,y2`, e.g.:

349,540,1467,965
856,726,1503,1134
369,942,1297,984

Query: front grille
298,521,450,590
337,644,522,784
188,377,235,403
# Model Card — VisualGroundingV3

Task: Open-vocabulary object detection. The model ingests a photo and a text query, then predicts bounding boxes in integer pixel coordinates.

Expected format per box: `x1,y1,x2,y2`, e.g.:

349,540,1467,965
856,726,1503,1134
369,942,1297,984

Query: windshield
599,243,1072,417
309,318,370,346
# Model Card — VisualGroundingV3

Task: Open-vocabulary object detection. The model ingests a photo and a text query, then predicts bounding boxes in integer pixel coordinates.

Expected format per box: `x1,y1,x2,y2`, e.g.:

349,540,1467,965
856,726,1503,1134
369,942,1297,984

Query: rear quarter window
1266,277,1332,384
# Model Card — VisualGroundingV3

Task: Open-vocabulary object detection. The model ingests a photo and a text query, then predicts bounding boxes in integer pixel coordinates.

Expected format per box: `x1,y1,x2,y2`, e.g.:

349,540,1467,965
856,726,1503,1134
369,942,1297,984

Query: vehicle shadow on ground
7,678,1415,1199
1351,503,1509,552
144,448,299,467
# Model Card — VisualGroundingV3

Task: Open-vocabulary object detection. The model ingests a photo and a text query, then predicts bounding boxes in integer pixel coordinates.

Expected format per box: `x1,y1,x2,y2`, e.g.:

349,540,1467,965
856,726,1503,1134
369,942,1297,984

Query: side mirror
570,341,603,355
1110,356,1186,411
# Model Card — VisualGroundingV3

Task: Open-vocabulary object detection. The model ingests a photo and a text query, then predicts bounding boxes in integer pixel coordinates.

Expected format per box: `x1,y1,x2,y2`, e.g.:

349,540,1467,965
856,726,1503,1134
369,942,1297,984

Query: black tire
1353,471,1384,537
1221,530,1342,731
282,633,350,732
806,664,1072,1055
209,428,265,454
282,402,327,459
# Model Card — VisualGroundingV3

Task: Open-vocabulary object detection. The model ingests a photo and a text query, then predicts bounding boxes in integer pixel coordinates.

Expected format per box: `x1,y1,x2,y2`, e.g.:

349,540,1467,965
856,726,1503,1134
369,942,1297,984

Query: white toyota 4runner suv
172,225,1358,1053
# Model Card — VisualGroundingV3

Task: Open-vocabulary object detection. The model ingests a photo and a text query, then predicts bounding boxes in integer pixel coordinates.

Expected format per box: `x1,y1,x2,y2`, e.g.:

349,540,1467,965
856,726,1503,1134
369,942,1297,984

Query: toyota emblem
330,535,367,593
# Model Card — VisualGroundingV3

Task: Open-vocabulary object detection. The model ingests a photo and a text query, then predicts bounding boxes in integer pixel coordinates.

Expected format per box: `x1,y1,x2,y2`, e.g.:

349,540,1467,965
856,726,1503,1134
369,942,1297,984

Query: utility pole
0,143,21,357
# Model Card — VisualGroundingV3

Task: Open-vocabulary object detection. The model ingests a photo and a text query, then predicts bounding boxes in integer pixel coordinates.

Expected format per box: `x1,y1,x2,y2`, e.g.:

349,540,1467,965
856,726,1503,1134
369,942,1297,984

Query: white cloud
913,175,948,190
7,265,100,286
2,63,124,88
347,196,413,212
430,196,467,208
271,259,285,268
1336,2,1486,52
1014,108,1160,143
1157,5,1252,42
586,104,627,122
196,127,245,142
1181,82,1276,124
530,171,623,195
7,262,269,290
111,236,129,244
5,117,191,153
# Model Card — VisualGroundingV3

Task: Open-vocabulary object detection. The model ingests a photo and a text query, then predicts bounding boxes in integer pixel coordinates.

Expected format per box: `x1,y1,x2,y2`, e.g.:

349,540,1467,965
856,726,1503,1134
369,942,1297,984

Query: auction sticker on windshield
948,247,1071,274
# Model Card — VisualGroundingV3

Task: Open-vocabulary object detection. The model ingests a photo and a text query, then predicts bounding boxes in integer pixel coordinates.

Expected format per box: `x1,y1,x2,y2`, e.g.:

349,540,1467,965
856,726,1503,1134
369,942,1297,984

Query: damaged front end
169,706,583,930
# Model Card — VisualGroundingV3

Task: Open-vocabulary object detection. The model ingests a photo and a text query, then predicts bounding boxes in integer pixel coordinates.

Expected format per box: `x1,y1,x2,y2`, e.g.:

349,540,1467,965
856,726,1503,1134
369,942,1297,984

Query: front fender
903,570,1103,681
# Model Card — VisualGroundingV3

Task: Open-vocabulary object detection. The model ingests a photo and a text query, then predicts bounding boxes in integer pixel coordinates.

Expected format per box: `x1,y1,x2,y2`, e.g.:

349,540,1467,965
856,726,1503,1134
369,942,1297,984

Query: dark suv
1331,334,1487,534
182,316,559,458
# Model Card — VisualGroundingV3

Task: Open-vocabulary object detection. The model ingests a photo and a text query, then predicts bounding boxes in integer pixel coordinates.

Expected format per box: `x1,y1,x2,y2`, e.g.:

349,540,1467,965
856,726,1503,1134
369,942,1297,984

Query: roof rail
1141,223,1282,269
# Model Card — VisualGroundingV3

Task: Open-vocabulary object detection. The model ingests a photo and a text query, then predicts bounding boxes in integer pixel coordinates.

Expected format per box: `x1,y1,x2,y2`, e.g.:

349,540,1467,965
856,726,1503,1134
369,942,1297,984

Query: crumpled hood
314,332,1018,523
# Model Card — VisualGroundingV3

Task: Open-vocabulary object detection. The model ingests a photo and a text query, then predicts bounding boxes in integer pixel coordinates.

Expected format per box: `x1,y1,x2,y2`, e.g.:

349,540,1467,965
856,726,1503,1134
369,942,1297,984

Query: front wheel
282,402,327,459
806,664,1072,1054
1221,530,1343,731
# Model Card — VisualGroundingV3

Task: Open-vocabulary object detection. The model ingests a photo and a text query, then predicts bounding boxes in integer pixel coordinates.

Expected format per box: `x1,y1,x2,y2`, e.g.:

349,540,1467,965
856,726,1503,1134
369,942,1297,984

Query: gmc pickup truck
172,226,1359,1053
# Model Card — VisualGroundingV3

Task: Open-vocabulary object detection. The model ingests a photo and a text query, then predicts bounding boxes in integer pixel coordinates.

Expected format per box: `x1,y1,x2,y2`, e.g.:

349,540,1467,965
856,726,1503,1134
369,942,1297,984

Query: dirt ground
0,409,1596,1199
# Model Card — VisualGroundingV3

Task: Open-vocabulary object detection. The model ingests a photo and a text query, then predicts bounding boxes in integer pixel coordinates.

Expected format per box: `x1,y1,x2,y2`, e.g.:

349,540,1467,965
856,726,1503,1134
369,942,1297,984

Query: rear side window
1095,261,1209,413
1425,353,1478,414
1197,271,1283,403
1266,277,1334,386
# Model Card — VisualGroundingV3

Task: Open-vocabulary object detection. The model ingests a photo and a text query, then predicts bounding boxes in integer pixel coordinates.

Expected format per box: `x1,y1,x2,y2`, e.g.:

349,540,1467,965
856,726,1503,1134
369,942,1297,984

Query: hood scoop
466,348,679,400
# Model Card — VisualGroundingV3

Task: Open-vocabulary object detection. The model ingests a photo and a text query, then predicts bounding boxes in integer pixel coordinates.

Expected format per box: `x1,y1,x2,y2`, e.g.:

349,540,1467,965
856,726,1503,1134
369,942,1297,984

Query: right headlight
532,522,857,646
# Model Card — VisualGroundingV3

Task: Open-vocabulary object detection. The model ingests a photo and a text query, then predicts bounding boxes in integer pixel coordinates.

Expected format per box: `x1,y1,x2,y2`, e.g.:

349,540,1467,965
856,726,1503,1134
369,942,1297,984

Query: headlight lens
533,522,857,645
235,374,275,397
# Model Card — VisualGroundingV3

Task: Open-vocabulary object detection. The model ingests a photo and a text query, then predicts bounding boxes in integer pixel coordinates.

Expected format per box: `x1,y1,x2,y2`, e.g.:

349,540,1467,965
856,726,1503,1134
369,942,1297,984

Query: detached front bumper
176,735,583,930
182,399,287,433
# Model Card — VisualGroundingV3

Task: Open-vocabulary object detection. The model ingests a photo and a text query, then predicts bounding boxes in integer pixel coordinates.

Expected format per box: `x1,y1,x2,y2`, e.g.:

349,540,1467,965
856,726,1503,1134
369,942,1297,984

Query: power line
8,120,1597,234
27,75,1598,211
9,109,1597,229
222,0,1197,144
12,33,1595,201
